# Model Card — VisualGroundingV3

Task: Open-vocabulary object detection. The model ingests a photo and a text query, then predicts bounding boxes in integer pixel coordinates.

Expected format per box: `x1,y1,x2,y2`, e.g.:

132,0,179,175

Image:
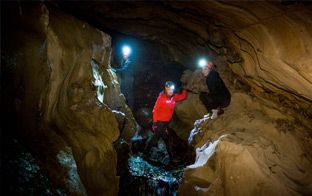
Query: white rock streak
91,59,107,103
187,134,227,169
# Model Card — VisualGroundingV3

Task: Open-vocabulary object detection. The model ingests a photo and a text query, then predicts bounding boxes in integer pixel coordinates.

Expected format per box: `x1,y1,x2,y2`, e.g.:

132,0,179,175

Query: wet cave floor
117,126,195,196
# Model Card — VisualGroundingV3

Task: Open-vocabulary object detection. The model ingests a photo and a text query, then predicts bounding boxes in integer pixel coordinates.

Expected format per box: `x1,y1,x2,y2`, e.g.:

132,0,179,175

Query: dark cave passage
110,32,187,111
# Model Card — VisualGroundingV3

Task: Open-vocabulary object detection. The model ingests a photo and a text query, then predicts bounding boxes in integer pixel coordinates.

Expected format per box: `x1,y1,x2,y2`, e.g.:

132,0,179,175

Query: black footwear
218,108,224,115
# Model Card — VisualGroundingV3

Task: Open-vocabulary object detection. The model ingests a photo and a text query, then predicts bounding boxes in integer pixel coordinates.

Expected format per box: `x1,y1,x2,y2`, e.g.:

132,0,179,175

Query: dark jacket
206,69,230,99
114,58,132,74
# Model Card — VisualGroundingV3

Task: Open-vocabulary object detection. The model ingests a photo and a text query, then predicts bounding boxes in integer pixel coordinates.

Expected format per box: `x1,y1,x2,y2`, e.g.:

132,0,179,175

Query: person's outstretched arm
113,64,127,72
112,60,131,72
173,89,187,102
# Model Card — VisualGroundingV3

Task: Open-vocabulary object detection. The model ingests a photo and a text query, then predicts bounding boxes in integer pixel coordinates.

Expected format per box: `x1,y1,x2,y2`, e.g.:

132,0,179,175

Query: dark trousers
119,74,134,108
144,122,172,158
199,92,231,111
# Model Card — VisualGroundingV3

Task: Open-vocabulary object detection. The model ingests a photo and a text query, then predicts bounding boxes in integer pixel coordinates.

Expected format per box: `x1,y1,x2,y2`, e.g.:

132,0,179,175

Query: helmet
165,81,175,90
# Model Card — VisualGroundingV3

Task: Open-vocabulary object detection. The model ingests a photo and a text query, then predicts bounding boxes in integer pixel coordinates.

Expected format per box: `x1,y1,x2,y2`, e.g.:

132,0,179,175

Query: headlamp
198,58,208,67
165,85,175,90
122,45,131,56
165,81,175,91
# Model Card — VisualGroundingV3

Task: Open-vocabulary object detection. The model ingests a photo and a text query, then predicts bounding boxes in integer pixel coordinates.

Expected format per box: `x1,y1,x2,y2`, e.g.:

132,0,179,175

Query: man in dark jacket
112,46,134,108
200,61,231,119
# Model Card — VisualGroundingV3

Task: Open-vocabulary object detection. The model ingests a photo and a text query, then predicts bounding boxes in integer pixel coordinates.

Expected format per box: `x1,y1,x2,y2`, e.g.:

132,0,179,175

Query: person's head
123,54,129,60
201,61,215,76
122,45,131,60
207,61,215,70
164,81,175,97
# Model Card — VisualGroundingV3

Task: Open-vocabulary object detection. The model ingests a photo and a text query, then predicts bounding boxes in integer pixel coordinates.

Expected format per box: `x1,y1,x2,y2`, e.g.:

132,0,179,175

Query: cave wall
46,2,311,195
2,1,312,195
212,1,312,112
2,2,136,195
178,91,312,195
57,1,312,117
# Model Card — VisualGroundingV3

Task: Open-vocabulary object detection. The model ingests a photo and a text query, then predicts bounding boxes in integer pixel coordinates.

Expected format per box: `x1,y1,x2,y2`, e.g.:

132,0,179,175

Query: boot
218,108,224,115
211,109,218,119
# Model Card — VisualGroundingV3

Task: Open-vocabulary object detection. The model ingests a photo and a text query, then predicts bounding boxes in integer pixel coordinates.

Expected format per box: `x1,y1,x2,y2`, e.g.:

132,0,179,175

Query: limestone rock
57,1,312,115
170,93,207,141
181,69,208,94
179,92,312,195
2,3,135,195
3,2,312,195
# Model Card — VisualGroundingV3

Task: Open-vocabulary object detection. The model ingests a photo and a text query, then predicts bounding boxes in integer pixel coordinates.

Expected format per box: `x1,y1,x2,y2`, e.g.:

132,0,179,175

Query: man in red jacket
144,81,187,161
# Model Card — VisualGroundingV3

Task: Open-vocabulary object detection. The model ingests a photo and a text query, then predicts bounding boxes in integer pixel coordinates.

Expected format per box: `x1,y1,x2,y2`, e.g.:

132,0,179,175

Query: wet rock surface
118,126,195,196
1,139,68,195
127,156,183,195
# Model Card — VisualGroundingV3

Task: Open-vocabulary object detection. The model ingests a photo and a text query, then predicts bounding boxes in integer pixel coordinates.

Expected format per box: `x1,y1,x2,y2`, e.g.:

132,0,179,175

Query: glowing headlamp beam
166,85,175,90
198,58,208,67
122,45,131,56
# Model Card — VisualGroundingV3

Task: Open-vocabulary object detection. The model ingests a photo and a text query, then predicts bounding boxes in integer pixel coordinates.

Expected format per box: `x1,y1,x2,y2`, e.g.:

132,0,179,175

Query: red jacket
153,90,187,122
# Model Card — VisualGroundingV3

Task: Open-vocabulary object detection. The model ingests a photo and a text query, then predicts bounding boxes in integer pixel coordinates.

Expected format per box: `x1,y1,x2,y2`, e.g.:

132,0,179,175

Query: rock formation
171,67,312,195
179,91,312,195
58,1,312,117
2,1,312,195
2,2,136,195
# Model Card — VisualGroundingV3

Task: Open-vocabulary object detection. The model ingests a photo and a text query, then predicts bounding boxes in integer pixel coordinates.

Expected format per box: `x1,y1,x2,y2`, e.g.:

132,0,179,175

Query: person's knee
225,98,231,108
219,96,231,109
